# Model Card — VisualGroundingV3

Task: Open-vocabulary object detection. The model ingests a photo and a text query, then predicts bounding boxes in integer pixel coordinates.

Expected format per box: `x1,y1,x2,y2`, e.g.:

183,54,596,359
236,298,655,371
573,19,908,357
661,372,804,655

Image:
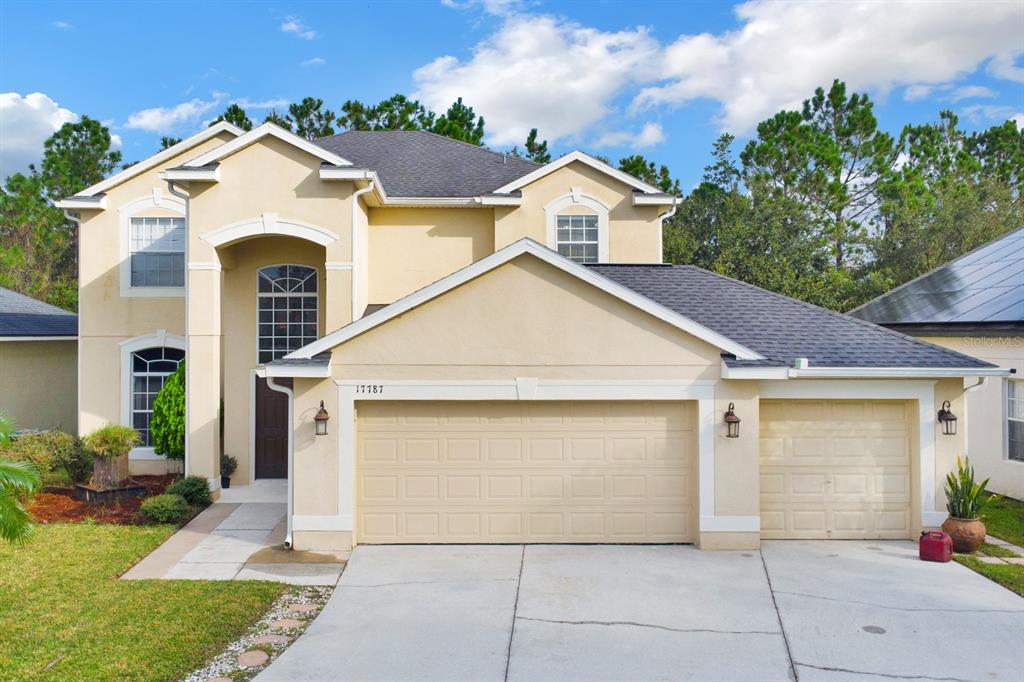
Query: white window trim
1007,378,1024,464
119,331,186,460
256,263,320,366
119,189,187,298
545,189,610,263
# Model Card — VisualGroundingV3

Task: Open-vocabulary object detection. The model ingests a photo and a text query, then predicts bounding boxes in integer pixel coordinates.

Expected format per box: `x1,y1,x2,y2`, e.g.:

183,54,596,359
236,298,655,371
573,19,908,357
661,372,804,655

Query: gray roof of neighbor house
314,130,540,197
850,226,1024,330
587,264,994,369
0,287,77,337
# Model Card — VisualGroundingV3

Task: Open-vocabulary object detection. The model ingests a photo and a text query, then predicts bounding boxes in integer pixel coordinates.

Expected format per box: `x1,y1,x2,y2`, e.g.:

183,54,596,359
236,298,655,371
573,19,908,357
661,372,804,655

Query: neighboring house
58,121,1010,552
0,287,78,433
852,227,1024,499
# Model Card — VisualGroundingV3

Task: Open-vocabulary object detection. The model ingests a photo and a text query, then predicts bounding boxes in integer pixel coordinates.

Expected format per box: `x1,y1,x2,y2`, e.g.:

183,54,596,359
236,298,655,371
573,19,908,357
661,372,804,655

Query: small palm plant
0,413,42,544
944,456,990,520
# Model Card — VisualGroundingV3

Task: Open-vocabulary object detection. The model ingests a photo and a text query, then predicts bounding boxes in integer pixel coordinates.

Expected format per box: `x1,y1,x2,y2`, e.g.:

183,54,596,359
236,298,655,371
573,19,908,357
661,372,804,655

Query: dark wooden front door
255,377,291,479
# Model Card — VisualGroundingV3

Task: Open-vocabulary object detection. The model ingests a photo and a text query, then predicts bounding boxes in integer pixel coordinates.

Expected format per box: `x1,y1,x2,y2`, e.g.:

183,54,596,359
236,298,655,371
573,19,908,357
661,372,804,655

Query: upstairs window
555,214,599,263
257,265,318,364
130,217,185,287
1010,379,1023,462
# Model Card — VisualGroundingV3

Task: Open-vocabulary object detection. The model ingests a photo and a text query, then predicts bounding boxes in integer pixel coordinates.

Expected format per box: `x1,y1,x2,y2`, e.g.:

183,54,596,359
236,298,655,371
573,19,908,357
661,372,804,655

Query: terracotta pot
941,516,986,554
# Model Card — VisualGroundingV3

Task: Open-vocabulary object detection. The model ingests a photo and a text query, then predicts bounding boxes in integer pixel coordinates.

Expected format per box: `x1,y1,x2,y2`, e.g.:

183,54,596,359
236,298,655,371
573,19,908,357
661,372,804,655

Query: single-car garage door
760,399,912,539
356,400,695,544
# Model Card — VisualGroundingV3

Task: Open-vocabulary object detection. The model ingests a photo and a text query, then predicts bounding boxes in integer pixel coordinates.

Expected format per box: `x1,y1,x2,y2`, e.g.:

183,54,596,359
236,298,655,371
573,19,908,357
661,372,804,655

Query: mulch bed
29,475,177,525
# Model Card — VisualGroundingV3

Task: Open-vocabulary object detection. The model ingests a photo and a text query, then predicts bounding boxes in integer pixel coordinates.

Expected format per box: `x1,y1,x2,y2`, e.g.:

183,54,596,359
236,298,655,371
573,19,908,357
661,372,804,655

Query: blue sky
1,0,1022,188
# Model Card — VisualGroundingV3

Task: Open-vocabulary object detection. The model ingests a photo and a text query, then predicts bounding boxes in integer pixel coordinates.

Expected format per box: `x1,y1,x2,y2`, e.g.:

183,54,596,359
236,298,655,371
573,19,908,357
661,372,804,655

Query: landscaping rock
271,618,304,629
288,603,317,613
253,634,290,645
236,650,269,668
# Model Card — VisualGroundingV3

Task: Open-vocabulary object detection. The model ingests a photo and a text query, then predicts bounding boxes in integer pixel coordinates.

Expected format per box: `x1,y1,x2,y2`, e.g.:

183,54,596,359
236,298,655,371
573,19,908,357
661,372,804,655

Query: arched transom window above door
257,265,319,364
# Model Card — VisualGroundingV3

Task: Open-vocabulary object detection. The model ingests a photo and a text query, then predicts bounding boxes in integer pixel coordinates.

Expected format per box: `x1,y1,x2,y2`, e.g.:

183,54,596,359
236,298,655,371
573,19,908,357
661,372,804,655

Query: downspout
63,210,83,437
657,200,678,264
962,377,987,458
350,180,376,322
265,376,295,549
166,180,192,477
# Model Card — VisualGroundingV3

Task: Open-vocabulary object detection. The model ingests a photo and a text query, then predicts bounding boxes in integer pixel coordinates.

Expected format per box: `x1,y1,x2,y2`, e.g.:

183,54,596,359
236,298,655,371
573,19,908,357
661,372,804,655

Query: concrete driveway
256,541,1024,682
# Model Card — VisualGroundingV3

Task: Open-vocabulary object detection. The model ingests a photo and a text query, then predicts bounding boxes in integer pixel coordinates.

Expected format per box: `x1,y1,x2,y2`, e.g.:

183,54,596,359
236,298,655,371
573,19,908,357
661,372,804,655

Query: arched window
131,347,185,446
257,265,318,364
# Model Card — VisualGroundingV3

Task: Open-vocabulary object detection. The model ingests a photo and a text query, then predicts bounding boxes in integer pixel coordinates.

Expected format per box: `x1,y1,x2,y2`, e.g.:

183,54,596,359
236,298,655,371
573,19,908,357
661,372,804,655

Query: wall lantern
724,402,741,438
937,400,957,436
314,401,330,436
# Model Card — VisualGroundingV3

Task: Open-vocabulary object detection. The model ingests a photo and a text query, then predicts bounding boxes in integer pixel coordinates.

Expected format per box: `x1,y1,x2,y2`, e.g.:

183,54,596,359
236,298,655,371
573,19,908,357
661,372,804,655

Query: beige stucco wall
367,207,495,304
0,340,77,433
921,334,1023,500
933,377,969,511
493,161,665,262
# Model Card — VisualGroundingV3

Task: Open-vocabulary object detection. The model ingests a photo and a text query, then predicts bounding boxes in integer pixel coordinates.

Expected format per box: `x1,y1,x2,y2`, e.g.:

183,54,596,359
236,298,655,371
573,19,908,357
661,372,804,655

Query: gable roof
183,122,352,168
851,226,1024,328
0,287,77,337
283,239,763,361
491,150,667,195
59,121,244,201
314,130,539,198
588,264,999,374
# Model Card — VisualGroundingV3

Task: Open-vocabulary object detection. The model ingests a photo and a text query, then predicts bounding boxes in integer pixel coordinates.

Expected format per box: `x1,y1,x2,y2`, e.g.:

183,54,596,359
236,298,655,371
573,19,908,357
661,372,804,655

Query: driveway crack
503,545,525,682
775,590,1024,614
794,661,980,682
760,549,798,682
515,616,779,636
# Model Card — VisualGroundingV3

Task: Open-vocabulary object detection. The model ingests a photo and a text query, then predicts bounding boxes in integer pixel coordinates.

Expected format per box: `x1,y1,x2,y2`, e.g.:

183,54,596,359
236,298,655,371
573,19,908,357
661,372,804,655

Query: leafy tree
618,155,681,195
150,363,185,462
340,94,436,131
263,109,293,131
38,116,122,202
209,103,253,131
523,128,551,163
432,97,485,145
289,97,336,140
160,136,182,150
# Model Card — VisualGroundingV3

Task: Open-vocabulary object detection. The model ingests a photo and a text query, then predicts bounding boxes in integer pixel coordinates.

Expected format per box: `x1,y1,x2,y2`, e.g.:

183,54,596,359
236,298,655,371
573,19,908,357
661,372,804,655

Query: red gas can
919,530,953,562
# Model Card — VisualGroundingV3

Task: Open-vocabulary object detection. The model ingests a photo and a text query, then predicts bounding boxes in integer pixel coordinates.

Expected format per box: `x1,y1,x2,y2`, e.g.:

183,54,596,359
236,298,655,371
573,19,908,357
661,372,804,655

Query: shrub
140,494,189,524
151,363,185,461
945,456,992,520
220,453,238,479
82,425,140,459
166,475,211,507
0,431,90,483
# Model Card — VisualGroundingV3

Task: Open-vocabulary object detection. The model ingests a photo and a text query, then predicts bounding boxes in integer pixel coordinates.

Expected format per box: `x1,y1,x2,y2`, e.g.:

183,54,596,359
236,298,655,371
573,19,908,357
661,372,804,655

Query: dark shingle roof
851,226,1024,327
586,264,993,369
0,287,77,337
314,131,539,197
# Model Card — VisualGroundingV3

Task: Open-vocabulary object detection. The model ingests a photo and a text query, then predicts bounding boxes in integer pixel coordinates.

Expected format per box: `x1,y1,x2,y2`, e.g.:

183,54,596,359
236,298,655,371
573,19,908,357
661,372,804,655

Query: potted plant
220,453,237,489
82,424,140,490
941,456,991,553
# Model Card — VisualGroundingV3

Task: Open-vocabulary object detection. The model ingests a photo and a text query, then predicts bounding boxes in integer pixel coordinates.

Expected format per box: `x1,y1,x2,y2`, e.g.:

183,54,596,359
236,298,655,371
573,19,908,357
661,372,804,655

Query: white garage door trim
291,378,754,534
760,379,940,527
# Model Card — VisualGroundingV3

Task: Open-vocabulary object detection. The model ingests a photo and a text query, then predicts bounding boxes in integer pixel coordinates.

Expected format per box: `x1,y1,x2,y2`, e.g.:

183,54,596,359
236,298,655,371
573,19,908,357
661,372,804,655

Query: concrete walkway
256,541,1024,682
122,501,346,585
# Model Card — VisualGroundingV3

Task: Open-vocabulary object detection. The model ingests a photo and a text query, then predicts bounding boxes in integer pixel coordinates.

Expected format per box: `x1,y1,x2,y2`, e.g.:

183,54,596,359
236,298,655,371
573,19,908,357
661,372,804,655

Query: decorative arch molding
119,330,186,460
119,189,187,298
201,213,340,248
544,188,610,263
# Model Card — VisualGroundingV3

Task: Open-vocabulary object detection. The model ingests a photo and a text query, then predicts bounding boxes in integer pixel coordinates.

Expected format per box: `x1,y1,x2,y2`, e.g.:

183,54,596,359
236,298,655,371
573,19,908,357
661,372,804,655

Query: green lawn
953,493,1024,598
0,524,285,681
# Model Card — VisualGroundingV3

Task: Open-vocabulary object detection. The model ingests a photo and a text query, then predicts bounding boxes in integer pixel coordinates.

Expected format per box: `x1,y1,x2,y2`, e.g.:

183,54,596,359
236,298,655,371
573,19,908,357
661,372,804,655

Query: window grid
1009,379,1024,462
131,347,185,447
257,265,318,364
130,217,185,287
555,214,599,263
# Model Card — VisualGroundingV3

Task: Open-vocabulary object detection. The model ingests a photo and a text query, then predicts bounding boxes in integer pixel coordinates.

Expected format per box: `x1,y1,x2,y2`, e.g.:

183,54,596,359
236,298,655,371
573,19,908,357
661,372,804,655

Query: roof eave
55,195,107,210
722,361,1011,380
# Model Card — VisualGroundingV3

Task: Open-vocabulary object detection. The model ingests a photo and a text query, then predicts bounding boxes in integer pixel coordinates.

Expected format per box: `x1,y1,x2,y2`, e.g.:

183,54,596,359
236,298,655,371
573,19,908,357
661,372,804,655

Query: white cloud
440,0,522,15
961,103,1024,124
232,97,289,110
125,97,220,133
987,51,1024,83
52,20,72,29
281,16,317,40
1012,113,1024,128
413,14,659,146
948,85,998,102
594,122,664,149
634,0,1024,132
904,84,946,101
301,57,326,67
0,92,78,178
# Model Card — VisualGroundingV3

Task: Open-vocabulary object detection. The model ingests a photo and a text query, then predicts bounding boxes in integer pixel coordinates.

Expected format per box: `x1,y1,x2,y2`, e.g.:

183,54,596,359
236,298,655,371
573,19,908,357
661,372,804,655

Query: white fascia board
476,195,523,206
632,194,681,207
263,363,331,378
286,238,763,361
161,167,220,182
720,362,788,380
386,197,480,206
184,122,352,168
55,195,108,210
493,150,665,195
788,366,1012,378
0,336,77,342
68,121,243,198
319,167,376,181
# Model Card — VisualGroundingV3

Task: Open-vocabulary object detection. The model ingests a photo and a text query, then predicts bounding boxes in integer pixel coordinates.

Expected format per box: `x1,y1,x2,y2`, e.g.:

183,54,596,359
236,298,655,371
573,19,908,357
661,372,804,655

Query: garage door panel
760,399,911,540
357,401,694,544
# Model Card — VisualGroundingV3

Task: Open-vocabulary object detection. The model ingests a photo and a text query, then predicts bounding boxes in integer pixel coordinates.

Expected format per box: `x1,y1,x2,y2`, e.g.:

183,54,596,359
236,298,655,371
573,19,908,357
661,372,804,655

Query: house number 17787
355,384,384,394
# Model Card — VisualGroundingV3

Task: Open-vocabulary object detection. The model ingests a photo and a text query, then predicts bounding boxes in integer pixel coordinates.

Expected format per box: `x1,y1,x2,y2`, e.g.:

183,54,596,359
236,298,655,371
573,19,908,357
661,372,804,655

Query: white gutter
264,376,295,549
350,181,376,322
721,360,1012,380
57,196,107,210
0,336,77,342
166,181,192,478
657,202,678,264
963,377,988,457
63,209,84,440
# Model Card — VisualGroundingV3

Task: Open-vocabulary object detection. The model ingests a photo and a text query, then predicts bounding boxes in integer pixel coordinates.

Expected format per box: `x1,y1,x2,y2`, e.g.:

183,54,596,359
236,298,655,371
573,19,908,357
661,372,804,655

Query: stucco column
185,262,222,485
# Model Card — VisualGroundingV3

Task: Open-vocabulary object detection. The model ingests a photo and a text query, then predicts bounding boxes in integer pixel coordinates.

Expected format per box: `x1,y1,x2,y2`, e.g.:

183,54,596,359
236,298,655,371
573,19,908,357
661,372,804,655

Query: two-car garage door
356,401,695,544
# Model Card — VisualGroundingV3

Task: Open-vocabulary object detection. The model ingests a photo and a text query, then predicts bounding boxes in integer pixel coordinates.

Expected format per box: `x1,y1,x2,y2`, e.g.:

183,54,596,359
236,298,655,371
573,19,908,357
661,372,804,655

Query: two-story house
59,122,1009,553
